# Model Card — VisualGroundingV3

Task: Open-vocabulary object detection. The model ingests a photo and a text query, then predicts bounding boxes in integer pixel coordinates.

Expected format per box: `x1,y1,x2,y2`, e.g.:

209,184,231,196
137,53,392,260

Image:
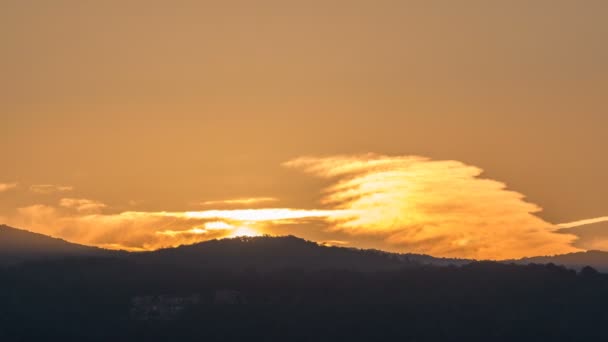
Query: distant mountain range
2,224,608,272
514,251,608,273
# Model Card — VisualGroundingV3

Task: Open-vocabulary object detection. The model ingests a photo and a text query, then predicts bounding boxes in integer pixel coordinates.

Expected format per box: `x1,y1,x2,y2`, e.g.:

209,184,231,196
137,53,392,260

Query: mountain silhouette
3,224,608,272
515,250,608,272
2,232,607,341
4,226,608,340
132,235,419,272
0,224,109,264
0,224,466,271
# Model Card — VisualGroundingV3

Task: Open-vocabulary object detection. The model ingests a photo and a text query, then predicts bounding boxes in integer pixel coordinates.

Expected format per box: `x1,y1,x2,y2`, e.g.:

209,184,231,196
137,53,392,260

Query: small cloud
0,182,18,192
204,221,236,230
557,217,608,229
157,227,209,237
59,198,107,213
177,208,340,222
30,184,73,194
197,197,279,206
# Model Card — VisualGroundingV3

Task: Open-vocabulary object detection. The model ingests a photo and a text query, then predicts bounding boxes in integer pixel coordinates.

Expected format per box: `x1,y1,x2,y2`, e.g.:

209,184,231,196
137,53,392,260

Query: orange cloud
173,208,343,222
30,184,73,194
285,154,580,260
6,154,592,259
60,198,107,213
10,205,223,250
7,206,333,251
197,197,279,206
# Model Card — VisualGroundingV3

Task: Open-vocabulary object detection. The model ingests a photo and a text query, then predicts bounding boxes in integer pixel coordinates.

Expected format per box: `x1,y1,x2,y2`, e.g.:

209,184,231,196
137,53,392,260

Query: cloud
7,206,334,251
285,154,580,260
10,205,216,250
157,227,213,237
0,182,18,192
204,221,236,230
157,221,261,240
59,198,107,213
173,208,342,222
196,197,279,206
6,154,594,259
30,184,74,194
557,217,608,229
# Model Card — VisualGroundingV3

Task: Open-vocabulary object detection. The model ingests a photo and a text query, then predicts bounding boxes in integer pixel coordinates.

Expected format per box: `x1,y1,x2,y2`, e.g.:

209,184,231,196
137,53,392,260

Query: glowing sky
1,154,605,259
1,1,607,259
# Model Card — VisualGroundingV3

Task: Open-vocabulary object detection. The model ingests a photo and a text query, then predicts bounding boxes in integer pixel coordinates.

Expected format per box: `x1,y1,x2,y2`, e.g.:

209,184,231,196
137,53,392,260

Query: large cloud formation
5,154,587,259
285,154,580,259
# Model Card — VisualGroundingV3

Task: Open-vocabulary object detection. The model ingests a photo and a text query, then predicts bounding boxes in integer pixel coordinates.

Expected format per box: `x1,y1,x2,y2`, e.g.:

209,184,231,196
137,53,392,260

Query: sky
1,0,607,259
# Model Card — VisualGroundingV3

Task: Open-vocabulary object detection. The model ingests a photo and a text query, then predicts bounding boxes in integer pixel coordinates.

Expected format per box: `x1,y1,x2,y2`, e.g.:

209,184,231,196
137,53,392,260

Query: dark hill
132,235,425,272
0,225,468,271
515,250,608,272
133,235,608,272
0,224,110,264
5,223,607,273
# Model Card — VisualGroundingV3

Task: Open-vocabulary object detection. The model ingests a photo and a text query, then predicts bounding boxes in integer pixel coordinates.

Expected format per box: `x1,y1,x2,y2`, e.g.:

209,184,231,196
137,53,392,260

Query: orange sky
1,1,607,259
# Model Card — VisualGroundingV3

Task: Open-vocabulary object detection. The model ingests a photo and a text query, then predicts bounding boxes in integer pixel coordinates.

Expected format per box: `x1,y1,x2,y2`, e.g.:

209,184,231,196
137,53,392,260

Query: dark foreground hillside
0,257,607,341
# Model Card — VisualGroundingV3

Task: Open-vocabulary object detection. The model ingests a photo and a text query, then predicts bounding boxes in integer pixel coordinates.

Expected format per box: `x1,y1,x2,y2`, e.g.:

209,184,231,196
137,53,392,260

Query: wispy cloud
0,182,18,192
59,198,107,213
10,205,216,250
557,217,608,229
172,208,343,222
7,206,334,251
30,184,73,194
197,197,279,206
156,221,261,240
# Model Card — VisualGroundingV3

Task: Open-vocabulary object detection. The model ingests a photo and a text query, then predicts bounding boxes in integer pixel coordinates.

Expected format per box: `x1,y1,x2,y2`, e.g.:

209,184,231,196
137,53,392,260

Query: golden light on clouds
175,209,344,222
229,226,261,238
1,0,607,263
285,154,581,260
59,198,107,213
157,221,261,240
204,221,236,230
3,154,598,259
197,197,279,206
7,206,335,251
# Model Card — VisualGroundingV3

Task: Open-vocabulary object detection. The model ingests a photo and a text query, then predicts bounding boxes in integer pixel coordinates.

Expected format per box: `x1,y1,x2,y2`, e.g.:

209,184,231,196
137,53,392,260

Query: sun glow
179,208,346,222
230,226,261,238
